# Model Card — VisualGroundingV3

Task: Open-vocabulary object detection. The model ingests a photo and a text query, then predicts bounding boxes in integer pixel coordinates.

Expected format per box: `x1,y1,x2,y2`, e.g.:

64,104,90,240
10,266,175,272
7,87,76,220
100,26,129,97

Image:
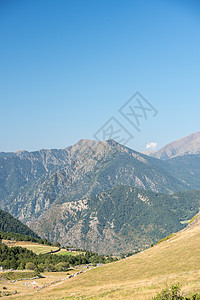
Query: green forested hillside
0,209,39,238
161,154,200,189
1,140,200,254
0,242,115,271
30,186,200,254
1,141,187,226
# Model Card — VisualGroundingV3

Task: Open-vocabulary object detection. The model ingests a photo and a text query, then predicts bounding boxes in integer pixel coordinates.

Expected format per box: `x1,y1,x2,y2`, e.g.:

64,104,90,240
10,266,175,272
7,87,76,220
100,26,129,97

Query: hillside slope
21,211,200,300
0,209,39,238
0,139,190,252
159,154,200,189
1,139,199,253
151,131,200,160
0,139,187,215
29,187,200,254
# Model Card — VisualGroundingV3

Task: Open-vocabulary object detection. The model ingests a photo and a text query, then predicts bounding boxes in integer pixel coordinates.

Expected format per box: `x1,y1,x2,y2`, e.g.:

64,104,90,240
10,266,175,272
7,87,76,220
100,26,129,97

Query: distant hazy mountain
150,131,200,160
159,154,200,190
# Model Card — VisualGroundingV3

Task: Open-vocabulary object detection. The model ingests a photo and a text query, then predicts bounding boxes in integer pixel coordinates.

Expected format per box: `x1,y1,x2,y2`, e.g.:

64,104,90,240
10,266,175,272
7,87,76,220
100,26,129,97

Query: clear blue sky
0,0,200,152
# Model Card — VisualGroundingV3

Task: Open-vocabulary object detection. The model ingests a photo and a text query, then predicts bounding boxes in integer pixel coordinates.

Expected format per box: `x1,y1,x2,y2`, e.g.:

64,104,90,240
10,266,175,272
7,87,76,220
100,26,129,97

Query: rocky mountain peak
150,131,200,160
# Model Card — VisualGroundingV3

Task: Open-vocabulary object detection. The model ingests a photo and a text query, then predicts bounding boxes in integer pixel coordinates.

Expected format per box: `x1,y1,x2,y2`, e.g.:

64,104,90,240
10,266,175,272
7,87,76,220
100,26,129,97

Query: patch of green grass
55,251,76,256
0,271,38,281
10,242,83,256
189,215,198,224
157,233,175,244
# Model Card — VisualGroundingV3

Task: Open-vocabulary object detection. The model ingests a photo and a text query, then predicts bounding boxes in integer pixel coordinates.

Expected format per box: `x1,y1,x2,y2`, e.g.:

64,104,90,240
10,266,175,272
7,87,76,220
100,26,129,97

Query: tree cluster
0,243,117,272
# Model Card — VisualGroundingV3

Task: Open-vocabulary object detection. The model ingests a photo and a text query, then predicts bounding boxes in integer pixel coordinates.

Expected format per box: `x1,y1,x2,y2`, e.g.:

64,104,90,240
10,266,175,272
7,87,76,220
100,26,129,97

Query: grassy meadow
0,268,85,298
9,217,200,299
3,241,81,256
1,217,200,299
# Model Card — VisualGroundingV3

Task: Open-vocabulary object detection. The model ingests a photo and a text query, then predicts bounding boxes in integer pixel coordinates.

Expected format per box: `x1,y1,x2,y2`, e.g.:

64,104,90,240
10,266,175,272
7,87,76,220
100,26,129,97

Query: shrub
157,234,175,245
55,262,70,272
153,284,182,299
152,284,200,300
25,262,35,270
189,215,197,224
34,267,40,276
37,263,45,272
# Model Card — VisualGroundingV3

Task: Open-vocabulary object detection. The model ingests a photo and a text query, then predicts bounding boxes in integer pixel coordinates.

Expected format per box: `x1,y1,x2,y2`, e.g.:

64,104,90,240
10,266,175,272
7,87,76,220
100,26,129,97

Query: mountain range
150,131,200,160
0,133,200,254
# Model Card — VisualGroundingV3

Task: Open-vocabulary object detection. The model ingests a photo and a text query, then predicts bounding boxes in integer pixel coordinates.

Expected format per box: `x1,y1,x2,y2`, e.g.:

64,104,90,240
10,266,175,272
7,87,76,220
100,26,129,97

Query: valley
2,1,200,298
1,138,200,254
1,133,200,299
1,212,200,299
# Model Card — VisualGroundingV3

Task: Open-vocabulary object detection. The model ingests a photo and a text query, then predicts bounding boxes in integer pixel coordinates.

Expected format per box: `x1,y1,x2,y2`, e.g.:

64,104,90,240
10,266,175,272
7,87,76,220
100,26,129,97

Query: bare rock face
151,131,200,160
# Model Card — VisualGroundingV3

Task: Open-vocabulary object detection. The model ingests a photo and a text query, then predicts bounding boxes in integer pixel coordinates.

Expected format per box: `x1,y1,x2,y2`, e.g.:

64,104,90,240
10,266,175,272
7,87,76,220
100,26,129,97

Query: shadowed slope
0,209,39,238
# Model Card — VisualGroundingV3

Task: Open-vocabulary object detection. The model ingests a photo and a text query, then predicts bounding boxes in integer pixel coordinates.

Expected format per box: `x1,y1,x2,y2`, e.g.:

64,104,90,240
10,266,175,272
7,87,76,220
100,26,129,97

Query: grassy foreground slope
18,212,200,300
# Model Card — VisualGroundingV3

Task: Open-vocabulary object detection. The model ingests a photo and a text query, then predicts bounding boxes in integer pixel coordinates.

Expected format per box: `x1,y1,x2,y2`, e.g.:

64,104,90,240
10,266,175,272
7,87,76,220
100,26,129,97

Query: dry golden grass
0,268,85,299
3,218,200,299
13,242,59,254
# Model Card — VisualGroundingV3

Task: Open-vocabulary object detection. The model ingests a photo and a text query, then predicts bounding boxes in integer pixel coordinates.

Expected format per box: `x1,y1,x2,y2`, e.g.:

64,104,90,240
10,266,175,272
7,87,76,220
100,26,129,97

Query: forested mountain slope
0,139,199,254
0,209,39,238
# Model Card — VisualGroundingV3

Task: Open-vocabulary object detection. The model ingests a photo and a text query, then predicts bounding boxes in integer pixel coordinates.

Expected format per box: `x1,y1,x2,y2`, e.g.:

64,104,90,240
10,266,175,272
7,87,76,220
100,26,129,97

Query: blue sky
0,0,200,152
